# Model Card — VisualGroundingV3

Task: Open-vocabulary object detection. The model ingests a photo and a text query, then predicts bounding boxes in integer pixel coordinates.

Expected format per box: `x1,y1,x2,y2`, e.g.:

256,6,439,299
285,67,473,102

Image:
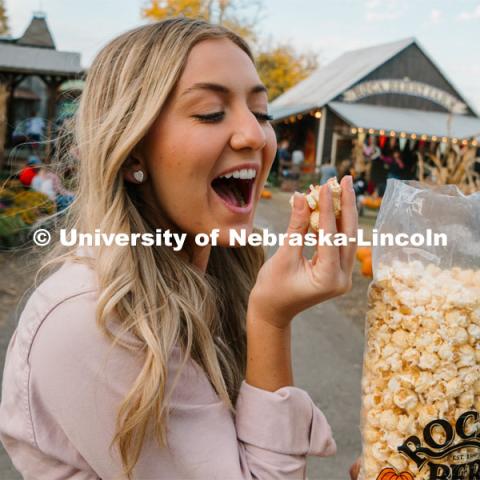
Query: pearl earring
133,170,144,183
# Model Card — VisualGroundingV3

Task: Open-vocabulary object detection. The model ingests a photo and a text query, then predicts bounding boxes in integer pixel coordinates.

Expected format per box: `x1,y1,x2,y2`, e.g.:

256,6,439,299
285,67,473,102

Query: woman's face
141,38,276,245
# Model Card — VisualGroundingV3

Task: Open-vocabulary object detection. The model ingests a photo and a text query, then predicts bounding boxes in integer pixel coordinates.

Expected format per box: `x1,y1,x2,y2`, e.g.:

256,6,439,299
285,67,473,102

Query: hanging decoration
277,114,479,147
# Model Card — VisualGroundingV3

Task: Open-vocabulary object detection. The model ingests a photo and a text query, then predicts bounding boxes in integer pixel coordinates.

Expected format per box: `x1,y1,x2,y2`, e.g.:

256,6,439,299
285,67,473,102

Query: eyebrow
180,82,268,97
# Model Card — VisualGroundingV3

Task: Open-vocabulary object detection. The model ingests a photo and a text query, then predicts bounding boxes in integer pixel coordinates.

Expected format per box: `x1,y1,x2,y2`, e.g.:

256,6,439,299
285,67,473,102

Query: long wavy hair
38,17,265,479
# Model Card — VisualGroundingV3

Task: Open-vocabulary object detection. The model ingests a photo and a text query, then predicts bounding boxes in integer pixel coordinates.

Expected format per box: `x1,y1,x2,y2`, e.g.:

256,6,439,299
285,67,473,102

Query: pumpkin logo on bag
376,467,414,480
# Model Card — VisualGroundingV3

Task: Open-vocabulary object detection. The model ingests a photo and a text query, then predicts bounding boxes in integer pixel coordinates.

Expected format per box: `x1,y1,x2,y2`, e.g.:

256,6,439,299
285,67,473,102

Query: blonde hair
38,17,264,478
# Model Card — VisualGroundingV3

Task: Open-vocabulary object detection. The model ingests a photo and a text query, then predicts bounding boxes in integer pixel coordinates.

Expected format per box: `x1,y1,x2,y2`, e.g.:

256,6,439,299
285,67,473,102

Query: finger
338,175,359,273
349,457,361,480
314,183,339,266
280,192,310,258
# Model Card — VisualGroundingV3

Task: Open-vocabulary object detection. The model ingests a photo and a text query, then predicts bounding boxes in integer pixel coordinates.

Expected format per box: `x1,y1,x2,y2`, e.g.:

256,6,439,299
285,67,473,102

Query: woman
0,18,358,479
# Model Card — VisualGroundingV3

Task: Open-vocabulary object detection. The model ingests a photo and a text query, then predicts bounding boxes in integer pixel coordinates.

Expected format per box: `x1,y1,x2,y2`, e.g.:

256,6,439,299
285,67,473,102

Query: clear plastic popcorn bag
359,180,480,480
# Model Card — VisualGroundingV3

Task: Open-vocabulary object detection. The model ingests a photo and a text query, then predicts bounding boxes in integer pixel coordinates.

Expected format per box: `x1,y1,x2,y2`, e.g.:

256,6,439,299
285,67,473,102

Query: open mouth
211,168,256,209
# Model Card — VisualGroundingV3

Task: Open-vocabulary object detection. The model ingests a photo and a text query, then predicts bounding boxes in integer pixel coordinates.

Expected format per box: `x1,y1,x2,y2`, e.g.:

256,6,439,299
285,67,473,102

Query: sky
6,0,480,111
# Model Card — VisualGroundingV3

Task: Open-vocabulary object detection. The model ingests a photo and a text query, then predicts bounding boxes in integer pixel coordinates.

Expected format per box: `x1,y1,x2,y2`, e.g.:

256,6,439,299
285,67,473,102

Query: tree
142,0,318,99
142,0,261,41
255,44,318,101
0,0,9,36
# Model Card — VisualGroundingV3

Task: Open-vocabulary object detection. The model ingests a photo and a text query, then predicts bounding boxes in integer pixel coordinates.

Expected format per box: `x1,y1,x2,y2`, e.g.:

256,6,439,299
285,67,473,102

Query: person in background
12,120,29,147
290,148,304,181
31,167,56,201
277,138,291,178
387,150,406,181
352,172,367,215
320,163,337,185
31,166,74,211
26,111,46,143
18,156,41,187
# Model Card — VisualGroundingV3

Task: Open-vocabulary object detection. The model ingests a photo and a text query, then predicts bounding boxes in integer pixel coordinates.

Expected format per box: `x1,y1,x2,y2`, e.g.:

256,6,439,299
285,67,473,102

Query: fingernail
347,175,354,191
293,192,305,211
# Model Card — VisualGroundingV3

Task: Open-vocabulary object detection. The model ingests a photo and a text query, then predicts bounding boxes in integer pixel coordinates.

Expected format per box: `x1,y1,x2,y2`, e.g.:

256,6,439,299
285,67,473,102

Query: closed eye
193,112,273,123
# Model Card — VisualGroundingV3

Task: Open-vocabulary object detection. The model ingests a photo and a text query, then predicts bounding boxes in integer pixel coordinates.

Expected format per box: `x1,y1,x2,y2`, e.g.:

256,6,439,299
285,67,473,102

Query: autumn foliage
142,0,318,100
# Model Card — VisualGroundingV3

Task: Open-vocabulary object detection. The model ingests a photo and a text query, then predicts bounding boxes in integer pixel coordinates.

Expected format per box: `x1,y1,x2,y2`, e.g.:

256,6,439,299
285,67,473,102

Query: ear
123,153,148,184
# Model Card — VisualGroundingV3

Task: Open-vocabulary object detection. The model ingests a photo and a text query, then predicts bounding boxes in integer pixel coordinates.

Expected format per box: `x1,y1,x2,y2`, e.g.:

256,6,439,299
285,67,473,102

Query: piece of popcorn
457,344,476,367
419,351,440,370
458,391,475,408
468,323,480,340
437,343,454,361
416,371,435,393
363,426,381,443
449,326,469,345
416,404,438,425
371,441,389,462
290,177,342,231
391,329,410,349
397,414,416,435
446,310,468,328
444,377,463,398
393,388,418,410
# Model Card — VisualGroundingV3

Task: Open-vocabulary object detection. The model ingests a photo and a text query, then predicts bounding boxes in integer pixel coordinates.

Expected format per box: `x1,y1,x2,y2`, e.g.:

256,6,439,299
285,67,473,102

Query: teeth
219,168,257,180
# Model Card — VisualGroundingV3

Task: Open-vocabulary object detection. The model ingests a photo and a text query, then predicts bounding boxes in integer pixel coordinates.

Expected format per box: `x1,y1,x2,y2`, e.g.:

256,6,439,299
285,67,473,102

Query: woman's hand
249,176,358,329
350,457,361,479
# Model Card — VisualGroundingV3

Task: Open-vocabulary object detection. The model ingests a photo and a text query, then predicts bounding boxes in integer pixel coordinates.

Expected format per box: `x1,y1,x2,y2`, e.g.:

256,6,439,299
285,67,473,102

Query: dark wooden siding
333,44,476,116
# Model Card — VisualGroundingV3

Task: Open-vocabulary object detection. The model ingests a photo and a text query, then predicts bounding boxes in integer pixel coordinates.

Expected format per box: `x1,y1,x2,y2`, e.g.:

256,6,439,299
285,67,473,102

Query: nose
229,107,267,152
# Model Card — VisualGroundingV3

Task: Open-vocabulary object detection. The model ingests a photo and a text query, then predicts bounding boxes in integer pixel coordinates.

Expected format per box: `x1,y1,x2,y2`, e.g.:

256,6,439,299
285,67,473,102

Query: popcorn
360,262,480,478
289,176,342,231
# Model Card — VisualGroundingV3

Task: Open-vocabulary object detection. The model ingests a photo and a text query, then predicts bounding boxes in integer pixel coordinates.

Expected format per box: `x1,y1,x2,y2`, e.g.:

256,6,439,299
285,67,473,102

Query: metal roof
270,37,414,119
0,43,81,76
328,102,480,139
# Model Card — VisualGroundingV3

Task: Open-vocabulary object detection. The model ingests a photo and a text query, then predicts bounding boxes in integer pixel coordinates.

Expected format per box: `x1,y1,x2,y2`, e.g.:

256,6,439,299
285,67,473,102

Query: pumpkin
362,196,382,209
261,189,272,199
376,467,414,480
356,247,372,262
361,256,373,277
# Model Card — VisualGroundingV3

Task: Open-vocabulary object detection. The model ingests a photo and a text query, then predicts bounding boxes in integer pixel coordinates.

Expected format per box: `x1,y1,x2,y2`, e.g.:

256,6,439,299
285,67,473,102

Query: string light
277,116,479,148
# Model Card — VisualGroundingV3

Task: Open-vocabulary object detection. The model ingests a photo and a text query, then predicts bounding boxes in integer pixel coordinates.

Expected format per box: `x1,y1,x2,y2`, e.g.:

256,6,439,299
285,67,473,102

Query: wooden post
44,76,61,163
0,82,8,172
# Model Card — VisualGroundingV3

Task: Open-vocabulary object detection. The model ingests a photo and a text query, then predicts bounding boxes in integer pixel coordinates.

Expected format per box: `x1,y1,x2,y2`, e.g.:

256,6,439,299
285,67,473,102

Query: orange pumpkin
261,189,272,199
361,256,373,277
356,247,372,262
362,196,382,209
376,467,414,480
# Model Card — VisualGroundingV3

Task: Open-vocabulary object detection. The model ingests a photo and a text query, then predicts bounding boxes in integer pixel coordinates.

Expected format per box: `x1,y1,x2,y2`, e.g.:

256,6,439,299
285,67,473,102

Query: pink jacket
0,259,336,479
